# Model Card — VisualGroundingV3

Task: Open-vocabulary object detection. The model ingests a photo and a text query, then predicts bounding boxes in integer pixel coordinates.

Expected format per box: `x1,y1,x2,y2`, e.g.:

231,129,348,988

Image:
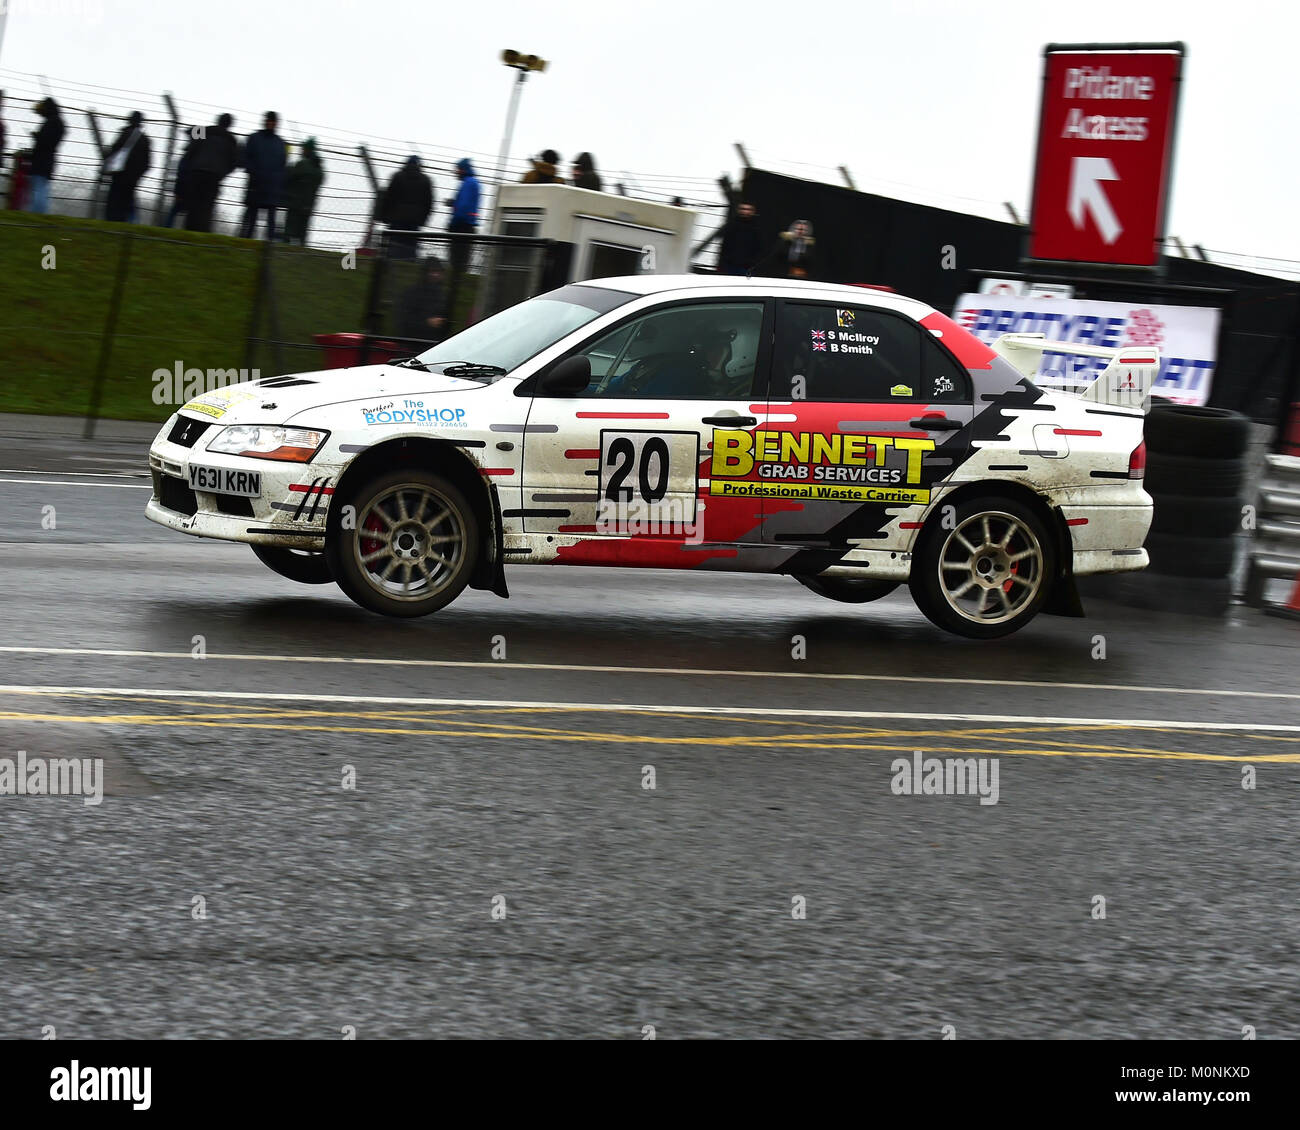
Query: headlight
206,425,328,462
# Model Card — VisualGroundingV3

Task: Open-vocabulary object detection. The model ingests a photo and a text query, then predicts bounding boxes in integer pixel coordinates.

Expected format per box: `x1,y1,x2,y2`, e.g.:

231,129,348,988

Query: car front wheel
327,468,479,618
909,497,1055,639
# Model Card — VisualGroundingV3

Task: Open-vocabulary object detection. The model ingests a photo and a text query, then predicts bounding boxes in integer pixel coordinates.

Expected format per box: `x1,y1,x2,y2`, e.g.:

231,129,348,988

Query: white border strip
1,646,1297,701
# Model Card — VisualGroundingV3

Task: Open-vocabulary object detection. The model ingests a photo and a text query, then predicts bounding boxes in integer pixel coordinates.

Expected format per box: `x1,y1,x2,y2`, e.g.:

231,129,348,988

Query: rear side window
771,302,969,403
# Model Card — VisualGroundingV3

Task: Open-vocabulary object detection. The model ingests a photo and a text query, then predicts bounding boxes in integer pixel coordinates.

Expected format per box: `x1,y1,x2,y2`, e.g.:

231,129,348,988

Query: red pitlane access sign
1028,45,1184,266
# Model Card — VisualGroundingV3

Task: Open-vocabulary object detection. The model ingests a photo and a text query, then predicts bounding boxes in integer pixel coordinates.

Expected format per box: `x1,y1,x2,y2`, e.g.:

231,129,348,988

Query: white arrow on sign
1068,156,1122,245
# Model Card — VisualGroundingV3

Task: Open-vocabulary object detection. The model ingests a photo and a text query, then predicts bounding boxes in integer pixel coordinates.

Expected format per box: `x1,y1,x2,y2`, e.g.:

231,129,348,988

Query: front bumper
146,427,340,549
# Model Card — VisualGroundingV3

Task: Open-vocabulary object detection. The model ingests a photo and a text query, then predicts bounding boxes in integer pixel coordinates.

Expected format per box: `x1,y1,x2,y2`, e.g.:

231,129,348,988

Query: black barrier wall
737,168,1300,430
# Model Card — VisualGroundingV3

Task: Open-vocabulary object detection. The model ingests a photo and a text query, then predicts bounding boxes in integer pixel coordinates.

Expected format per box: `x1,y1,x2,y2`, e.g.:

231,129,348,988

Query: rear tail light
1128,440,1146,479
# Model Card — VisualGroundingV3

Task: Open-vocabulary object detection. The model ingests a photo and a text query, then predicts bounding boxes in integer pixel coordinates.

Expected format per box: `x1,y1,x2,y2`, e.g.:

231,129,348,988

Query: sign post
1027,42,1185,268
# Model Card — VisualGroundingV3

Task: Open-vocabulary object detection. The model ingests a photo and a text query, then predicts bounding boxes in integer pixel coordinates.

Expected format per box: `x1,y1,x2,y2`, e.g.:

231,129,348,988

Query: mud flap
469,478,510,598
1043,570,1084,617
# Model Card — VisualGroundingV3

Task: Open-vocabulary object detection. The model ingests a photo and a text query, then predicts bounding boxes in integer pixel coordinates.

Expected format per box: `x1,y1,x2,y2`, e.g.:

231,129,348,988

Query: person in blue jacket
446,157,480,279
240,111,288,240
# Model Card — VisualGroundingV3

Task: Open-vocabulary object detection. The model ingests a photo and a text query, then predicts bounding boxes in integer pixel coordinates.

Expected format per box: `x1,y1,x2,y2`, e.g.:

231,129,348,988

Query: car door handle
702,415,757,426
910,416,962,431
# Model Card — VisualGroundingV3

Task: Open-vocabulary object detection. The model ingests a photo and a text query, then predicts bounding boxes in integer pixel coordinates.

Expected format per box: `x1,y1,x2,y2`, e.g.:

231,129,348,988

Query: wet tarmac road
1,430,1298,1038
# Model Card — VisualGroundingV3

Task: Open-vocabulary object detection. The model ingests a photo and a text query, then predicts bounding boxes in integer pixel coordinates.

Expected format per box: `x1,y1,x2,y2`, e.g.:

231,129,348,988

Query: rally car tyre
1143,404,1251,459
250,545,335,584
1143,532,1236,578
1148,494,1244,538
909,496,1056,640
1144,452,1245,498
795,576,899,604
326,468,479,618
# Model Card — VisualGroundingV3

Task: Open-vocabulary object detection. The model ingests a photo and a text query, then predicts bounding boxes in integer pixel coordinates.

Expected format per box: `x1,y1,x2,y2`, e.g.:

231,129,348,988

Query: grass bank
0,212,374,422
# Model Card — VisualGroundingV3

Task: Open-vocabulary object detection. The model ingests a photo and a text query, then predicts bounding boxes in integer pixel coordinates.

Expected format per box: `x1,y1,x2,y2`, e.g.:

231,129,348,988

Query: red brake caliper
359,511,386,574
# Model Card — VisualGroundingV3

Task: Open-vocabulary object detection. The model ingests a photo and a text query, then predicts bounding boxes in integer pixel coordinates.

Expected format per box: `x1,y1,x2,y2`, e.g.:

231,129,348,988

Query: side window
920,331,971,403
771,303,969,403
573,302,764,400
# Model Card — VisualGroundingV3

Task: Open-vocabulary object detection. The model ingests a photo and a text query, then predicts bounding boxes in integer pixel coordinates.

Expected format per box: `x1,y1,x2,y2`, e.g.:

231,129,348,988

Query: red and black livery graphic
556,313,1043,573
272,477,334,522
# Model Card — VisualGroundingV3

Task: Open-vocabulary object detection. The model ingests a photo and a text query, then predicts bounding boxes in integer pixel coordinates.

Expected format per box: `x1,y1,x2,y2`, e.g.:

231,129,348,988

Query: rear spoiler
991,332,1159,411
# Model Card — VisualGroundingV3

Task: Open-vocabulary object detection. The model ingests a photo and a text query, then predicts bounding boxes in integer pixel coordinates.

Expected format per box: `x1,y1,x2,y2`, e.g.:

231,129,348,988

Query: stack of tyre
1138,402,1251,615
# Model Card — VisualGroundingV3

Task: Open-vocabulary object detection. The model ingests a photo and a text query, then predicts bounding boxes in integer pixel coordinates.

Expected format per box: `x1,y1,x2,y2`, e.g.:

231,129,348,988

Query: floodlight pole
491,68,528,226
477,52,546,322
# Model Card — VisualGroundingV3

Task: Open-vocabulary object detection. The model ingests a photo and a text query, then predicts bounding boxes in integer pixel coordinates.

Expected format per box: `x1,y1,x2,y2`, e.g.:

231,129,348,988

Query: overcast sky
3,0,1297,268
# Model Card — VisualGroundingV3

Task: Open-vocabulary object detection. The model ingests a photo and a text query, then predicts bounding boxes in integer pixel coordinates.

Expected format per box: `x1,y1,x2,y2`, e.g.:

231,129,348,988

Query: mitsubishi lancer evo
145,275,1154,639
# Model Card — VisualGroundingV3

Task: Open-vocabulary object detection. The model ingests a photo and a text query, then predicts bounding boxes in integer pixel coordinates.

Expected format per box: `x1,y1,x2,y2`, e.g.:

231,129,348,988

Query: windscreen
415,285,633,373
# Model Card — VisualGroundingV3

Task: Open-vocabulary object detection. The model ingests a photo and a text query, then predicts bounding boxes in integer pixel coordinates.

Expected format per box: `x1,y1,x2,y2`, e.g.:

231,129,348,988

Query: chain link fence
0,66,729,257
0,212,561,429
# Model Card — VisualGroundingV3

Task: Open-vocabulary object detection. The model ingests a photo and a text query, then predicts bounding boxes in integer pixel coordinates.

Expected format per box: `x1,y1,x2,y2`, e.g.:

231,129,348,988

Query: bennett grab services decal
709,428,935,504
954,293,1220,406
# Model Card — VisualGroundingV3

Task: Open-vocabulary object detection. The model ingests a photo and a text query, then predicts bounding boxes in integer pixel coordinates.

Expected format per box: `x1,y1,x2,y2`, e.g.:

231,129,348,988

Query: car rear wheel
250,544,334,585
909,497,1056,639
327,469,479,618
794,575,899,603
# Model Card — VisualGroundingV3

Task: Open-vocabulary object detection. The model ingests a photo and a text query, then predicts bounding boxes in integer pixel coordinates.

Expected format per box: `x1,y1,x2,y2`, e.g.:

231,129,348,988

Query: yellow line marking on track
2,684,1298,737
1,690,1259,749
1,710,1295,763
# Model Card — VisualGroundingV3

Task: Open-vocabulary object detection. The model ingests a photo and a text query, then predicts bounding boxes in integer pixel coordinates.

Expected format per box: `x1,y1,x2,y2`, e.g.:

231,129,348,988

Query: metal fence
0,65,729,261
0,217,266,430
0,214,562,433
248,229,556,376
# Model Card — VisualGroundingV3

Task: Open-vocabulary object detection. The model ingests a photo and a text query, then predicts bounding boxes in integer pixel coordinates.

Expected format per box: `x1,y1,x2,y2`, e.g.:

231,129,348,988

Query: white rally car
146,275,1153,639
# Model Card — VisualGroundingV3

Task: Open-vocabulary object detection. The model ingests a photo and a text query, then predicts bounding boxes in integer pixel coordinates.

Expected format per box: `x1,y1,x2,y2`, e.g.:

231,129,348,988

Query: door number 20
604,435,670,503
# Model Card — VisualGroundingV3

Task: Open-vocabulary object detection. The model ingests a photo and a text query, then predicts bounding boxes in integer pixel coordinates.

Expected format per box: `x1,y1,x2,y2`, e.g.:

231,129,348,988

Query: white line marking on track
1,683,1298,733
0,478,152,489
0,467,146,477
1,645,1297,701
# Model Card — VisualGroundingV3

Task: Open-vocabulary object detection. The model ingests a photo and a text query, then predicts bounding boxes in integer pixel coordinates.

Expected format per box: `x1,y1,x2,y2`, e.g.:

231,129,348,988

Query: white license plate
187,464,262,496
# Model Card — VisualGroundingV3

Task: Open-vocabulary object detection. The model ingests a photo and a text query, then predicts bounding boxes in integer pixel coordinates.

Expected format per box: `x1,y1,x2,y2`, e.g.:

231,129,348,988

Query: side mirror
539,354,591,396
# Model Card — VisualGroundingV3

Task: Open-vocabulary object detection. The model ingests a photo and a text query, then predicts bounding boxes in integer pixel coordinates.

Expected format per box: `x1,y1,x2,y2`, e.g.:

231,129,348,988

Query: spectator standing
446,157,480,278
396,257,448,343
718,201,762,276
27,97,65,214
570,152,602,191
103,111,152,223
380,155,433,260
184,113,239,233
283,137,324,245
521,149,564,184
165,130,196,227
0,91,7,184
780,219,816,278
240,111,288,240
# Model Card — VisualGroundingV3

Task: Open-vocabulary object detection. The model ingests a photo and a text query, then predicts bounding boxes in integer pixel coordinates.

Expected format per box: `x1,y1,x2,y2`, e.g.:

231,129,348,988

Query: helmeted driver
608,326,738,398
